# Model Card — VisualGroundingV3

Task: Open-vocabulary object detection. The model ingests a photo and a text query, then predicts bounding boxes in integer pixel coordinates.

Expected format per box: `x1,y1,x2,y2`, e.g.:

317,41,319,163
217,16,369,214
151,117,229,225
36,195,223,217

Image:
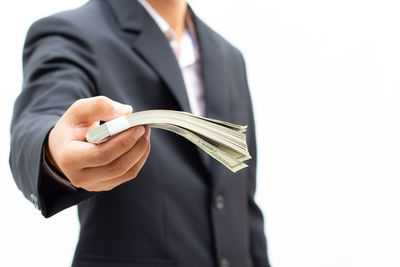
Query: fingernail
133,126,145,139
145,128,151,140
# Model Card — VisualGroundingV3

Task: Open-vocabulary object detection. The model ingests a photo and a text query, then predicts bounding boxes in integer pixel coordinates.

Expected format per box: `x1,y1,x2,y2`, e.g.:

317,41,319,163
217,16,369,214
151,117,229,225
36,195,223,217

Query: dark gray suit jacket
9,0,270,266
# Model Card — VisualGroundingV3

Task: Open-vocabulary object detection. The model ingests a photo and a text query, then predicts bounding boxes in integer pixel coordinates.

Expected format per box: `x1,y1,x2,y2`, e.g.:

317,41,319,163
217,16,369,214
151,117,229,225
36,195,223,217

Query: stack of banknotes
86,110,251,172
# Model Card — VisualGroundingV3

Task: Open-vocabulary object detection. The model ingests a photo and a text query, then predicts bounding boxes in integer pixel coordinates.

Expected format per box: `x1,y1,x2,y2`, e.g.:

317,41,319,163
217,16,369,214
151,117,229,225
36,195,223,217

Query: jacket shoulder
194,15,244,62
26,0,111,43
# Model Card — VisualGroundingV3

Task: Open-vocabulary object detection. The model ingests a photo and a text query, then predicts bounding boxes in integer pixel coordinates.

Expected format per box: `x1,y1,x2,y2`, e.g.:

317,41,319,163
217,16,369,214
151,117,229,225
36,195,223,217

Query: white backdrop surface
1,1,400,267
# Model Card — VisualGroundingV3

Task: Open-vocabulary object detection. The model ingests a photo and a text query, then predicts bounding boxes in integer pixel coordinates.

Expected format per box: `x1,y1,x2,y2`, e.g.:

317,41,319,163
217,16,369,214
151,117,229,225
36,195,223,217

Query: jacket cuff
42,145,77,191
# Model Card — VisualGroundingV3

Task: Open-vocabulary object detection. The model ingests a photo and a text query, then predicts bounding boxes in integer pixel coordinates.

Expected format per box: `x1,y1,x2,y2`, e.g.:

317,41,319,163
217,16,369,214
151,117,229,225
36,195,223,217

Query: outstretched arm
10,16,150,218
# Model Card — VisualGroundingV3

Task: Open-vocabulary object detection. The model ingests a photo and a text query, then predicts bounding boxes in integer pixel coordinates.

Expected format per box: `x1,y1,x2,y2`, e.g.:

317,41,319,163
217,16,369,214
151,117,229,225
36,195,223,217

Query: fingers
47,95,152,192
59,125,146,170
97,141,151,191
80,133,150,184
65,96,132,125
87,126,150,169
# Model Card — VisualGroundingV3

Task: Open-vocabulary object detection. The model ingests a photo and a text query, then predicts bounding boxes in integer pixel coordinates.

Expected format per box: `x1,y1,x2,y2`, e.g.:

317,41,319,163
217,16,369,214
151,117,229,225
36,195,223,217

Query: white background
1,0,400,266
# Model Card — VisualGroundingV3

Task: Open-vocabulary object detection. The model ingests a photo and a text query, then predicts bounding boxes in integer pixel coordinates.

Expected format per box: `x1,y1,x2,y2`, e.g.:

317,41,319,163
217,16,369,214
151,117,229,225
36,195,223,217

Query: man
10,0,270,266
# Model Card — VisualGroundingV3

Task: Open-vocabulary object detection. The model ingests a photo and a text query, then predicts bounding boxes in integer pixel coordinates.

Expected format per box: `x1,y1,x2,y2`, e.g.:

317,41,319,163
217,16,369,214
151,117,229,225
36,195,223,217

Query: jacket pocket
74,254,177,267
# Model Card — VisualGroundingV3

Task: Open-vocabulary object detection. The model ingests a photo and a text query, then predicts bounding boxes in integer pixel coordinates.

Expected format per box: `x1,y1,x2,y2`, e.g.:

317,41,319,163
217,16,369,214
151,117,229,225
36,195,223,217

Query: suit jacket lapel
192,14,231,178
193,14,230,122
107,0,192,113
107,0,230,177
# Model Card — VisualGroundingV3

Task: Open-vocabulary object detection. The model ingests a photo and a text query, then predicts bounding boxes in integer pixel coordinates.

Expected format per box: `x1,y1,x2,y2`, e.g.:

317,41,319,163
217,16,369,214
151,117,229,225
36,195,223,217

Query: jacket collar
106,0,229,121
106,0,231,177
193,15,229,122
107,0,192,113
107,0,144,33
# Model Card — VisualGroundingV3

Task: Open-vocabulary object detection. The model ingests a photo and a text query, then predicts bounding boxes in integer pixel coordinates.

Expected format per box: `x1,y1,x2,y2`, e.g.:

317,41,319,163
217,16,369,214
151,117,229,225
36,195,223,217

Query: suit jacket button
220,258,230,267
30,194,39,210
214,195,225,210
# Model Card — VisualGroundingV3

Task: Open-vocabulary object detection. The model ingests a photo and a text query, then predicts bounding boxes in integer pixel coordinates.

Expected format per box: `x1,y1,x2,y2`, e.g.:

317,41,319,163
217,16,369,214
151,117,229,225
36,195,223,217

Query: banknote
86,110,251,172
152,124,248,172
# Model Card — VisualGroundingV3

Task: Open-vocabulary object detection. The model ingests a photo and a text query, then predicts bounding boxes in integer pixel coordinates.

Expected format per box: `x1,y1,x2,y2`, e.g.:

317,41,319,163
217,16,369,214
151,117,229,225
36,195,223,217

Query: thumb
65,96,132,124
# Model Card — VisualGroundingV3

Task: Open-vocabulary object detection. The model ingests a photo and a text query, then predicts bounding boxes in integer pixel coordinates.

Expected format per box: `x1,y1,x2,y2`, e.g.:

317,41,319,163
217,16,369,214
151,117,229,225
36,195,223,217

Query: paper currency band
105,116,130,136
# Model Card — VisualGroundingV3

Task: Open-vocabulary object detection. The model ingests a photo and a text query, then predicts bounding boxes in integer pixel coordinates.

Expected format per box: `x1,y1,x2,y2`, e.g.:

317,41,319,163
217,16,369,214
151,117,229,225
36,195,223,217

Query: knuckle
92,96,109,112
71,99,85,109
70,99,88,115
95,95,109,103
76,98,85,105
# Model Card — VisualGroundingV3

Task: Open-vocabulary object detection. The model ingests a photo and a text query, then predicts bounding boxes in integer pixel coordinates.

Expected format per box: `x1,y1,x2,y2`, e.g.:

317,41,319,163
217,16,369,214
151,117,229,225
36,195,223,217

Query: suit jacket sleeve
9,16,98,218
239,53,271,267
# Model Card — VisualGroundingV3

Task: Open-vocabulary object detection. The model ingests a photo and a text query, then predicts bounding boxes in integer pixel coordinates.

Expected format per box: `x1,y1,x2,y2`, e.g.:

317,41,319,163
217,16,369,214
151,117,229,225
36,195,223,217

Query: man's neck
146,0,187,43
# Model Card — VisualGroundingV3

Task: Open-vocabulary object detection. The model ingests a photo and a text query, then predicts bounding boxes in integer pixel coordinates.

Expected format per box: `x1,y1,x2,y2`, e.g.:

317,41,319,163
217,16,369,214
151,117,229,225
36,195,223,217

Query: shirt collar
137,0,199,68
137,0,175,40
